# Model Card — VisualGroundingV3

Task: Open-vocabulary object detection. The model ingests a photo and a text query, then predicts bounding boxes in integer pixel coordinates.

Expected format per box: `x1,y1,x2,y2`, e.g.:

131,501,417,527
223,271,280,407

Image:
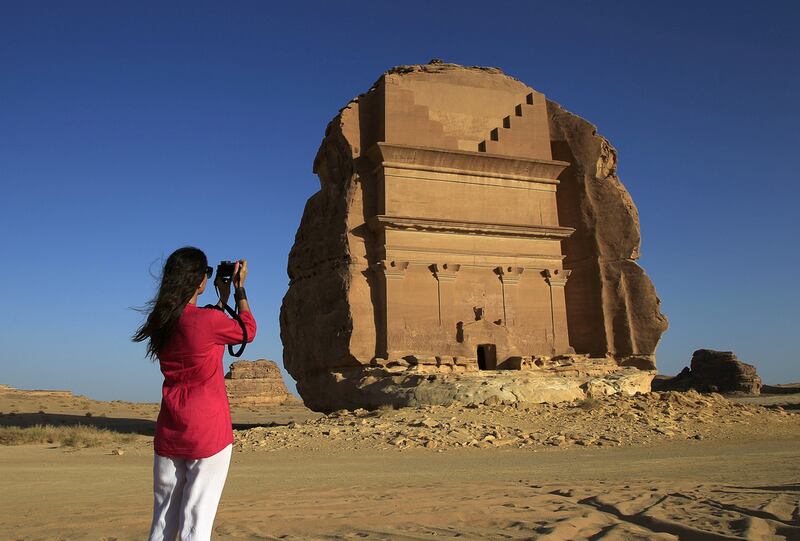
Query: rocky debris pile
233,390,795,452
225,360,302,406
653,349,762,395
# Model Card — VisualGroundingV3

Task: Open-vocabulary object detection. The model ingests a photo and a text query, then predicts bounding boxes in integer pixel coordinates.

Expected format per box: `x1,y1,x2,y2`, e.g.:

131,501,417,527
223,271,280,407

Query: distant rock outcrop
224,360,302,406
652,349,761,395
761,383,800,395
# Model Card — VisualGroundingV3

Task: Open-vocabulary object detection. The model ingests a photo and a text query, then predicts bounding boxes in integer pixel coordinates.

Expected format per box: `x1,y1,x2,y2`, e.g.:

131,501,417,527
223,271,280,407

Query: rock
224,359,299,406
652,350,761,395
691,350,761,394
546,435,567,446
390,436,406,446
491,437,517,447
548,102,668,370
280,62,666,412
279,366,653,412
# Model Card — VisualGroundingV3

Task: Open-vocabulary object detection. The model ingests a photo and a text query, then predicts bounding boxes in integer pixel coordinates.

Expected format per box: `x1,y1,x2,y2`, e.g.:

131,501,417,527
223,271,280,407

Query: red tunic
154,303,257,459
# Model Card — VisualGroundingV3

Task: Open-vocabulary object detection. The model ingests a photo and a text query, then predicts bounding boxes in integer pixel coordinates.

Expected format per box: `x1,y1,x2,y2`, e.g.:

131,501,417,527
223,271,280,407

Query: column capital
431,262,461,282
372,260,410,279
494,265,525,285
542,268,571,286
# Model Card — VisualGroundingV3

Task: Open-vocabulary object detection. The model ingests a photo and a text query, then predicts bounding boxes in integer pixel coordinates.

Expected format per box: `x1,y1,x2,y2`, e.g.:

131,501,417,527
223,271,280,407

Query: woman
133,246,256,541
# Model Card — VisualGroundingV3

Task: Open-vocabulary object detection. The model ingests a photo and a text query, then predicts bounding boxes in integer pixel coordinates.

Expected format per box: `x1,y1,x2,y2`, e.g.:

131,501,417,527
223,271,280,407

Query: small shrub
370,403,396,417
576,398,602,411
0,424,139,448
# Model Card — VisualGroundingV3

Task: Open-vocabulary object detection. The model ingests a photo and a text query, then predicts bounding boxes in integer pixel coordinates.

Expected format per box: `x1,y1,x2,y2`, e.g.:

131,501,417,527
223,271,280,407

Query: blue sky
1,1,798,402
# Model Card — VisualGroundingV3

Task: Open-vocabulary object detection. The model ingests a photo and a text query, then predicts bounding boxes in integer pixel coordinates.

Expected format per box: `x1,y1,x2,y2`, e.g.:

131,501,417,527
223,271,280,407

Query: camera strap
220,301,248,357
210,284,248,357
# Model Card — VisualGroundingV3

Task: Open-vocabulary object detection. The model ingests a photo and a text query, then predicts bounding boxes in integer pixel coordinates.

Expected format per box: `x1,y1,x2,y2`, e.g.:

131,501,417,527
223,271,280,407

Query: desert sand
2,384,799,540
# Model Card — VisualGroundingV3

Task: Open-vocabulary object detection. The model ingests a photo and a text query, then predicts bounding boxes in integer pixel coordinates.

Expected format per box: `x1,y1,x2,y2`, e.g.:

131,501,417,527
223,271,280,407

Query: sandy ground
2,385,799,540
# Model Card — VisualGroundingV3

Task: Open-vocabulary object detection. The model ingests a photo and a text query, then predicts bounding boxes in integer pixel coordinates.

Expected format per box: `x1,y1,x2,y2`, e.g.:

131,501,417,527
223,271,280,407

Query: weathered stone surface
652,349,761,395
224,360,300,406
280,61,667,412
293,360,653,412
547,102,668,368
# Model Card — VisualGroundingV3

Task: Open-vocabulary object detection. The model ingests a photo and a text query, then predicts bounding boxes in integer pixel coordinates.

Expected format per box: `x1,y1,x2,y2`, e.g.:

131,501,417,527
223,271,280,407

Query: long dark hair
132,246,208,359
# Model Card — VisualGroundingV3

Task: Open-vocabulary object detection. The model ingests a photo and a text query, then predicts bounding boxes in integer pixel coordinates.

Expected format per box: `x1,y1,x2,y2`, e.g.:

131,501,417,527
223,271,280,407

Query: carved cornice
368,215,574,240
367,143,569,184
384,245,566,262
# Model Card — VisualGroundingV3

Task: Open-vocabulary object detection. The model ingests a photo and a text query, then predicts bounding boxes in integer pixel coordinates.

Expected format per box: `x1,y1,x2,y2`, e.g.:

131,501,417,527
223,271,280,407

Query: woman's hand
234,259,248,289
233,259,250,313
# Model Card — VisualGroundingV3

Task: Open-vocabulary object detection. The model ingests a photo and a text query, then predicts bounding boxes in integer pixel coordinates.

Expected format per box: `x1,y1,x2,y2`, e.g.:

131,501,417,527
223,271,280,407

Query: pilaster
371,260,410,357
431,263,461,327
543,268,572,353
494,266,524,326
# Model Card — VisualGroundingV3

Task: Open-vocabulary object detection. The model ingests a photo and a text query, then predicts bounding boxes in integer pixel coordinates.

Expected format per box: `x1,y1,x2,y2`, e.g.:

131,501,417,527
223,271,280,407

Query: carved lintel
542,268,571,287
494,265,524,285
373,260,410,280
431,262,461,283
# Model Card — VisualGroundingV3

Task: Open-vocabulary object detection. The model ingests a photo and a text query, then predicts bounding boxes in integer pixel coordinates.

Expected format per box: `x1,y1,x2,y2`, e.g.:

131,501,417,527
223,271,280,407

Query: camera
215,260,239,284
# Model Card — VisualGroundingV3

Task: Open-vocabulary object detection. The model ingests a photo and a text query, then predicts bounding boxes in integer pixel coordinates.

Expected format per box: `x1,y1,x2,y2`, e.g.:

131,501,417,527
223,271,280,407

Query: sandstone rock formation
761,383,800,395
224,360,300,406
652,349,761,395
280,61,667,411
548,103,669,370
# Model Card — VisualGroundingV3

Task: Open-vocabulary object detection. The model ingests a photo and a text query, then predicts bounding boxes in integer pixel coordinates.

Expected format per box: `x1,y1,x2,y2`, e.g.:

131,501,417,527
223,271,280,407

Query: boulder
652,349,761,395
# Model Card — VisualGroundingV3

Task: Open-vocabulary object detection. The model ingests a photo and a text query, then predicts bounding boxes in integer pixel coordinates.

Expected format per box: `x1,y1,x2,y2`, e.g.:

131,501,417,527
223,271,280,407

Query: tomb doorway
477,344,497,370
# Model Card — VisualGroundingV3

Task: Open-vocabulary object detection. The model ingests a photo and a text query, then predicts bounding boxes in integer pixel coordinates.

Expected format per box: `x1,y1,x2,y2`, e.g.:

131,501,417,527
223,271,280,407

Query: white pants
147,443,232,541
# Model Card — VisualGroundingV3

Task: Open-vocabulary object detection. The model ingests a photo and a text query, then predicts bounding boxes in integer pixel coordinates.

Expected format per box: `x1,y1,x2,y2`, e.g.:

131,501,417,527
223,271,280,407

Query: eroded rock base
298,355,653,412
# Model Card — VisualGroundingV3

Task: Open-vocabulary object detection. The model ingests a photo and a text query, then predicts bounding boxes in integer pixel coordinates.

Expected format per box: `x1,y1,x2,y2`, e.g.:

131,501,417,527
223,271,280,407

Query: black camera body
216,260,238,284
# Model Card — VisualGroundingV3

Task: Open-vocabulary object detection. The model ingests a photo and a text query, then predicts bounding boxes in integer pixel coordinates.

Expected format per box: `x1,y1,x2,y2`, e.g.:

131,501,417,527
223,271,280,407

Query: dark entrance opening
477,344,497,370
